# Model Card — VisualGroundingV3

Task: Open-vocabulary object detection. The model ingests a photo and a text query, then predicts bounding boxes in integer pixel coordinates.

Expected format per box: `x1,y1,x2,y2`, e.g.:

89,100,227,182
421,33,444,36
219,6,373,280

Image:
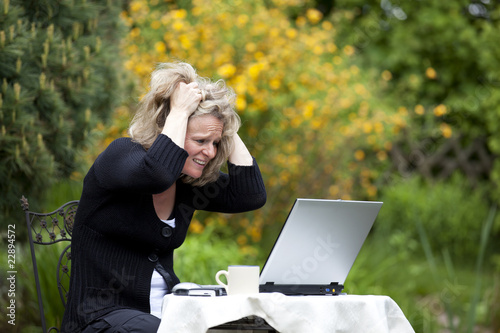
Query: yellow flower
440,123,452,138
322,21,333,31
248,63,262,79
414,104,425,115
154,41,166,53
130,27,141,38
150,20,161,30
303,102,314,119
179,34,191,49
329,185,339,197
286,28,297,39
245,42,257,52
237,235,247,246
236,96,247,111
343,45,355,56
433,104,447,117
376,150,388,161
381,70,392,81
426,67,437,79
192,6,202,16
327,42,337,53
124,60,134,70
366,185,377,197
173,21,184,31
248,225,261,242
237,14,249,27
189,220,205,234
306,8,323,24
296,16,307,27
270,27,280,38
254,51,265,60
354,83,367,96
130,1,142,13
313,45,323,55
363,122,373,134
217,63,237,78
354,149,365,161
269,78,281,90
173,9,187,19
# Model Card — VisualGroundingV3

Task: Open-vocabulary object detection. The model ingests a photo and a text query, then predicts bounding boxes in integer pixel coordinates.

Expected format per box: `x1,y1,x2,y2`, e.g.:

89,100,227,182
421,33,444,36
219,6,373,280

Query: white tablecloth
158,293,415,333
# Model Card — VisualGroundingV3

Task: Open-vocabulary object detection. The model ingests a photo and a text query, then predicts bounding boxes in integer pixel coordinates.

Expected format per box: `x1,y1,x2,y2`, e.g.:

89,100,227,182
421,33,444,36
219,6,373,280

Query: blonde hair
128,62,241,186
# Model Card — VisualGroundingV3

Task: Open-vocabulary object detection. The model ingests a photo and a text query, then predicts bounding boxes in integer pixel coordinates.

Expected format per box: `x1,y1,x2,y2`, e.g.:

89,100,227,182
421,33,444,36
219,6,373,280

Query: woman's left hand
229,133,253,166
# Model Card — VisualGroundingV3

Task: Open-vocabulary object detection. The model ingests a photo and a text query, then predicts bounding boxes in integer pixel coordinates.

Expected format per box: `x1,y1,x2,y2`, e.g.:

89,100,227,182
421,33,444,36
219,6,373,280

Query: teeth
193,158,206,165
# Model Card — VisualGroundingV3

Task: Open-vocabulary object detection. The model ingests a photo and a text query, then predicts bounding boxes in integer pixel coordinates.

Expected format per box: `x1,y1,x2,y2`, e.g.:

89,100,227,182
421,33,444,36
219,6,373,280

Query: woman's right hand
169,82,202,118
161,81,202,148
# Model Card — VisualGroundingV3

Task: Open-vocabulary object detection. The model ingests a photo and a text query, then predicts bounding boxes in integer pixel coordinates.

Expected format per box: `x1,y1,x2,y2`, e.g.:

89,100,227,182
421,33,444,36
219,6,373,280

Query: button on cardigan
61,134,266,333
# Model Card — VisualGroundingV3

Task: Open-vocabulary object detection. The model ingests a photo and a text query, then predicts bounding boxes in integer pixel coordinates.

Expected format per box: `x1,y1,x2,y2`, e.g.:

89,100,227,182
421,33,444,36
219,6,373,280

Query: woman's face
182,114,223,179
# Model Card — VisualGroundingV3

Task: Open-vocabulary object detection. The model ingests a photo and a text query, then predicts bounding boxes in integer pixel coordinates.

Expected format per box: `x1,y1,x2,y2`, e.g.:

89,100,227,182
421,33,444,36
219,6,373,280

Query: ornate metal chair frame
21,196,78,333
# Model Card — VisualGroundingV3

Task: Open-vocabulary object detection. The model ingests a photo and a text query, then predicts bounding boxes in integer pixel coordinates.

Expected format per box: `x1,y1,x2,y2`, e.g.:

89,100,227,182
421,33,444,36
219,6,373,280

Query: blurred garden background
1,0,500,332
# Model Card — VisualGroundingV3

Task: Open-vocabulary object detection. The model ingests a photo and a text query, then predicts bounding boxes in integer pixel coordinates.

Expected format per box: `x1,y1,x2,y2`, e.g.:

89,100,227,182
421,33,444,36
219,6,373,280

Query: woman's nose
204,144,216,159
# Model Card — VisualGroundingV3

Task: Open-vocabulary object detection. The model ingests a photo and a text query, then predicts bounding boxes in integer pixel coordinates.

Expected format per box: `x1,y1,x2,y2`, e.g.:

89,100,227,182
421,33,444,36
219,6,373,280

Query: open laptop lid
259,199,382,287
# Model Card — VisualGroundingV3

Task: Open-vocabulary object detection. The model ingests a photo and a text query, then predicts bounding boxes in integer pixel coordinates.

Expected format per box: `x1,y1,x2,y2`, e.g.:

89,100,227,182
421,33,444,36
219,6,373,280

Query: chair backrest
21,196,78,333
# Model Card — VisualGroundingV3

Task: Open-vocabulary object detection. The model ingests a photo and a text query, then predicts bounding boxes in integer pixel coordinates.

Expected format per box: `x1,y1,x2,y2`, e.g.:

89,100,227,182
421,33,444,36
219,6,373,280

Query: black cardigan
61,134,266,332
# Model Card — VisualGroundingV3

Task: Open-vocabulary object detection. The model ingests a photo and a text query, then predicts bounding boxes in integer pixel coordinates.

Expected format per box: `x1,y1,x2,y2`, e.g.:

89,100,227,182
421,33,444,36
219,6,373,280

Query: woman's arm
161,82,202,149
93,136,188,193
228,133,253,166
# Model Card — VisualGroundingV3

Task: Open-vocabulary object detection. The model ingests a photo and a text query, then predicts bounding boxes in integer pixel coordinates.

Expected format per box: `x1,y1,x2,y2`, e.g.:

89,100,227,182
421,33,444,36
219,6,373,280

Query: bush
0,0,128,229
375,173,499,262
174,224,259,285
0,240,69,332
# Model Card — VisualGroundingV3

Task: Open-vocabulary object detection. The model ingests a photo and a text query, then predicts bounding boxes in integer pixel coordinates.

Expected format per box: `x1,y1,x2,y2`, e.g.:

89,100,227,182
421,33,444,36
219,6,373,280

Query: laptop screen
259,199,382,286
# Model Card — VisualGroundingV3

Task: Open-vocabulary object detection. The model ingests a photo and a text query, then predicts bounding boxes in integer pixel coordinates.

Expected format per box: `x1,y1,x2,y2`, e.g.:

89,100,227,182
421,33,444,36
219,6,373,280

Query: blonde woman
62,62,266,333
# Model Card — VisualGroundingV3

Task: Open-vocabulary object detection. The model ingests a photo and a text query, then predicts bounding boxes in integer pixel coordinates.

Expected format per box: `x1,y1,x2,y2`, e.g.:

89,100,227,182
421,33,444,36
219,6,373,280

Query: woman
61,62,267,332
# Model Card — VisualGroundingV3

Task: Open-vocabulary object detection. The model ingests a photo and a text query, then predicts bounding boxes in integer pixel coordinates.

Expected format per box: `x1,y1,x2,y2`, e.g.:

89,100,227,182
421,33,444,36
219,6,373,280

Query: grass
346,206,499,333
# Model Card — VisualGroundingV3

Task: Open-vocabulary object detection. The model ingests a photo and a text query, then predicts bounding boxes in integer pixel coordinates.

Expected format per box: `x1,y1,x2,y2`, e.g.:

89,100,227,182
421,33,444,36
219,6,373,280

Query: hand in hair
229,133,253,166
161,81,202,148
169,82,203,118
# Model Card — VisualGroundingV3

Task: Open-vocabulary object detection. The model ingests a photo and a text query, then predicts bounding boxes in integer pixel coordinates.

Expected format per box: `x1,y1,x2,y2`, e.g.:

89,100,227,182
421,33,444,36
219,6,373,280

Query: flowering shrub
112,0,411,246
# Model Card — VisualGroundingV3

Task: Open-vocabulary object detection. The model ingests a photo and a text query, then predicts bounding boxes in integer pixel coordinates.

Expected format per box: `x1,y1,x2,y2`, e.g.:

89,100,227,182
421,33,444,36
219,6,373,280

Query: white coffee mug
215,265,260,296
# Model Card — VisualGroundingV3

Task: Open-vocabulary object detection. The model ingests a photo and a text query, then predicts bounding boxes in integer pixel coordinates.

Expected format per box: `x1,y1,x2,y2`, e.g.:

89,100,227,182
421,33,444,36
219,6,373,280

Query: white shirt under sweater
150,218,176,318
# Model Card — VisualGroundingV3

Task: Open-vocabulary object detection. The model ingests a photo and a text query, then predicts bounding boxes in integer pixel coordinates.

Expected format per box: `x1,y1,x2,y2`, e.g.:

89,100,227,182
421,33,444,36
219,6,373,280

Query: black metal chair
21,196,78,333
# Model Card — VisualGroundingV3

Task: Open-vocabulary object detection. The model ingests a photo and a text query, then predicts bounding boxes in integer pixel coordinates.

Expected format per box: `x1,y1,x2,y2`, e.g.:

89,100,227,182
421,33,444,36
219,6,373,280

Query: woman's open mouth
193,158,207,167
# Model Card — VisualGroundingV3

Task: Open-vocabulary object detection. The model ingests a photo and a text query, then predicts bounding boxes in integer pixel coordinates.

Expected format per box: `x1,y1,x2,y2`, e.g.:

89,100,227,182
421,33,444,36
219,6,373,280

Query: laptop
259,198,383,295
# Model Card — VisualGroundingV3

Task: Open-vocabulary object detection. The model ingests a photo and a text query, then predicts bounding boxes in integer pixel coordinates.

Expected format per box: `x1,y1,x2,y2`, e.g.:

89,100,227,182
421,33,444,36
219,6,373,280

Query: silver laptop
259,198,382,295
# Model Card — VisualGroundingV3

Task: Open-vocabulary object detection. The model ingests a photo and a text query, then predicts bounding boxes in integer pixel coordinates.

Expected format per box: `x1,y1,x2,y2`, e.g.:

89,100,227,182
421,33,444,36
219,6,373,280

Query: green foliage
0,240,69,332
375,174,498,262
348,232,499,332
331,0,500,199
0,0,127,229
174,225,259,285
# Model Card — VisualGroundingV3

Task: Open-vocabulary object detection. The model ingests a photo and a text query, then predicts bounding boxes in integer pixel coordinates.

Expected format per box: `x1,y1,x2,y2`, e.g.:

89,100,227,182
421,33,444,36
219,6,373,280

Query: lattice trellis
390,136,495,184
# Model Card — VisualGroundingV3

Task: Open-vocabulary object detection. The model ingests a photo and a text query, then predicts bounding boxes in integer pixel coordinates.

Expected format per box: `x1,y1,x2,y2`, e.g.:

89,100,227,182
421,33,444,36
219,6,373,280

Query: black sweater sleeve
93,135,188,194
181,158,267,214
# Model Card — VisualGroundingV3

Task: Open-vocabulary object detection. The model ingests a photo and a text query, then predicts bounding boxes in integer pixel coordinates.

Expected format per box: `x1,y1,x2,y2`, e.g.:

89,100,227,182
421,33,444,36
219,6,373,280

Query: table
158,293,415,333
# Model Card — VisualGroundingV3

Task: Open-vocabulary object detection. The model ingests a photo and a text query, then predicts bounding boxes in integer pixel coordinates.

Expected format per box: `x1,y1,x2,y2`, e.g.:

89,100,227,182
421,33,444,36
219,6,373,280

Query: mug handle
215,270,229,289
